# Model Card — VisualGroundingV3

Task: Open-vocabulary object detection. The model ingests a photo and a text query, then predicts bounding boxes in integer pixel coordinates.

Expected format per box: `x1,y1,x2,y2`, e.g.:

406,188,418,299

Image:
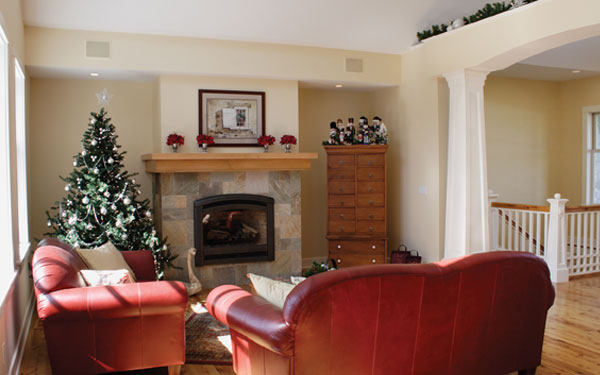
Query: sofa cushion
247,273,296,309
76,242,137,281
80,269,134,286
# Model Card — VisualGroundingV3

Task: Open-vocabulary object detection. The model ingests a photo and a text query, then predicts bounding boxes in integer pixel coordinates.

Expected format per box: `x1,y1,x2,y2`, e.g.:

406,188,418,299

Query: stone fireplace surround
144,153,317,289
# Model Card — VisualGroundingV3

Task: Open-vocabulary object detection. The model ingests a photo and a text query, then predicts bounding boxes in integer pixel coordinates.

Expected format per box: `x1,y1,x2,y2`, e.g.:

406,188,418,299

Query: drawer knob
372,259,377,263
369,213,374,219
340,187,344,192
337,244,342,249
369,160,374,166
369,173,374,179
369,226,374,232
372,245,376,249
340,201,344,206
369,200,374,206
369,187,374,193
337,258,342,264
339,160,344,165
340,174,344,179
340,213,344,219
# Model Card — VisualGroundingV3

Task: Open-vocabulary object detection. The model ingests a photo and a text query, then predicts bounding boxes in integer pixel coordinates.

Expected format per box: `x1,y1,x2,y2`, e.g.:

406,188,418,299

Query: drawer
356,220,386,235
357,194,385,207
328,167,355,181
328,240,385,254
328,181,355,194
329,208,355,221
357,154,385,167
328,155,355,169
357,167,385,181
329,253,385,268
356,208,385,221
357,182,385,194
328,195,355,208
328,220,356,234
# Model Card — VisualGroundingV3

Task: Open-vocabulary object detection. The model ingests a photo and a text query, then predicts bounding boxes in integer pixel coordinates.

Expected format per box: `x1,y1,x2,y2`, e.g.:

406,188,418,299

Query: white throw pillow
76,242,137,281
247,273,296,309
80,269,133,286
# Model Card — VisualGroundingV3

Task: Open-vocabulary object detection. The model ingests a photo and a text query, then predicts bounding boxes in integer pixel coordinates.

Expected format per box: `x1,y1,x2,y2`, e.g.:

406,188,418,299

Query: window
15,58,28,263
583,107,600,204
0,24,15,295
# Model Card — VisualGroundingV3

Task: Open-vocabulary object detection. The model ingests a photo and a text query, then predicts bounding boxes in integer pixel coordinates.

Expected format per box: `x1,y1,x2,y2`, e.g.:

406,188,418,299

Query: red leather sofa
207,251,555,375
32,238,187,374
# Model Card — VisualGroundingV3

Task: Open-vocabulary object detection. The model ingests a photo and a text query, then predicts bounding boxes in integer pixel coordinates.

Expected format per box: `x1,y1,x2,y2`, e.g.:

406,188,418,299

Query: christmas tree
45,108,176,278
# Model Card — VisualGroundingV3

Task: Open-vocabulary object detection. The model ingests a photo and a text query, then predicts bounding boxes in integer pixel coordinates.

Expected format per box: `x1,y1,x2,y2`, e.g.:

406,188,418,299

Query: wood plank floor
19,276,600,374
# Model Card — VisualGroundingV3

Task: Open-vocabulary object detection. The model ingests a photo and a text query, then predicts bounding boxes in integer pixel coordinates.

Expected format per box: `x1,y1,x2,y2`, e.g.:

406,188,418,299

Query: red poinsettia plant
166,133,185,146
257,135,276,146
279,135,297,145
196,134,215,146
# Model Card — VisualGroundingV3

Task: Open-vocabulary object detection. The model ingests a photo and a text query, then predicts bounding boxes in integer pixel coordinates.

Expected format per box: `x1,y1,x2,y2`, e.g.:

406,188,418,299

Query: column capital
443,69,490,90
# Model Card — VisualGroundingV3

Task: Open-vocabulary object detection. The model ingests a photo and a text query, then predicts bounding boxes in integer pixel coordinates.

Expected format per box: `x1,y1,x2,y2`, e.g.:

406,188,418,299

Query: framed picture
198,89,265,146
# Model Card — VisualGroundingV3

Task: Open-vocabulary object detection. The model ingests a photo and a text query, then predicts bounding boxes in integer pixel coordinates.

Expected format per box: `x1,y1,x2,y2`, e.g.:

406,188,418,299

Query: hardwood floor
19,277,600,374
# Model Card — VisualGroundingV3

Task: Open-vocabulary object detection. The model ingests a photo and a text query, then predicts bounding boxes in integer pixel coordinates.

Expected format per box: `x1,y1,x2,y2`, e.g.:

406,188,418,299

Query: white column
546,193,569,283
443,69,490,259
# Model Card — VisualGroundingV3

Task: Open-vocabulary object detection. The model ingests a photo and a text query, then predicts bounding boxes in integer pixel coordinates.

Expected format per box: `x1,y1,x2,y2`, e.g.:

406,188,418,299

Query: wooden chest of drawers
325,145,387,268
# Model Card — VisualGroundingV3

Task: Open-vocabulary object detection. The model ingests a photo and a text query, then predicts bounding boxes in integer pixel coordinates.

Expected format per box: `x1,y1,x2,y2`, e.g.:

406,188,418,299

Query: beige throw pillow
247,273,296,309
76,242,137,281
80,269,133,286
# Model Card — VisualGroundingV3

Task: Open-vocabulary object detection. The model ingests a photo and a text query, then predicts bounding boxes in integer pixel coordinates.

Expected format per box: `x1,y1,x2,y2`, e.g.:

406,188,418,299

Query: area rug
186,305,233,365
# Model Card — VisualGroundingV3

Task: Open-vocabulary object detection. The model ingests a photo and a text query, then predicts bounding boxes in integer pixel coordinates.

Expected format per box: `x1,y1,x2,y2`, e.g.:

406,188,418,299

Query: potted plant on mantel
280,135,297,153
166,133,184,152
196,134,215,152
257,135,276,152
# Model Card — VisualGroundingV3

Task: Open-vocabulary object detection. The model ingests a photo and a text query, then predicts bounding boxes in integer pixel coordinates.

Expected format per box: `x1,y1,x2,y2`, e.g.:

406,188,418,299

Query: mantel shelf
141,152,318,173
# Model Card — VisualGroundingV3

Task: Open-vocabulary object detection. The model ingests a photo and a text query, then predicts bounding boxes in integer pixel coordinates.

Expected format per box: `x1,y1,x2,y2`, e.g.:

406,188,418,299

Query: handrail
495,209,544,253
491,202,549,212
565,205,600,213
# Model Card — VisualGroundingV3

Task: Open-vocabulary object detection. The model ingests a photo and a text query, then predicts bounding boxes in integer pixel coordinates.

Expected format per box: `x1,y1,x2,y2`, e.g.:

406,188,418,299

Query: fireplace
194,194,275,266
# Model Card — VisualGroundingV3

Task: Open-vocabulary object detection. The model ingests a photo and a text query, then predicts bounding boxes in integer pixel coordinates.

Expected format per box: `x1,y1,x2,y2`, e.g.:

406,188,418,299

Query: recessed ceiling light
335,84,343,88
572,70,581,74
90,72,100,77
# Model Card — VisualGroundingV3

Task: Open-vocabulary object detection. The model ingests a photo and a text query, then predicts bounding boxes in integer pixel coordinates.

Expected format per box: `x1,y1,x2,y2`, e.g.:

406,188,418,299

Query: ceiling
23,0,496,54
492,35,600,81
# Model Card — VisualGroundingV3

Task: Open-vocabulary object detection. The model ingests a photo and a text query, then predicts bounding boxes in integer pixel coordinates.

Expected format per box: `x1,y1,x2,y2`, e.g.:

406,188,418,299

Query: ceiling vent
85,41,111,59
345,58,363,73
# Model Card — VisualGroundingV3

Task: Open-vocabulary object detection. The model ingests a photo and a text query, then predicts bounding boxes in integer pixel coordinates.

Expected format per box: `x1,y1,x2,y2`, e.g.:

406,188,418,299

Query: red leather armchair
33,238,187,374
207,251,555,375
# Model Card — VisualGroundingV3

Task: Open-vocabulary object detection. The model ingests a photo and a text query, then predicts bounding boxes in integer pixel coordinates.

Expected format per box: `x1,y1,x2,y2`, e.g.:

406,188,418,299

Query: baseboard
302,257,327,269
9,294,35,375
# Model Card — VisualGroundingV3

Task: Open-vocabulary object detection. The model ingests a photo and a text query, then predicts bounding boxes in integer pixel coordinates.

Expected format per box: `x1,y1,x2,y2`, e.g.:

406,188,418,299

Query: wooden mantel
141,153,318,173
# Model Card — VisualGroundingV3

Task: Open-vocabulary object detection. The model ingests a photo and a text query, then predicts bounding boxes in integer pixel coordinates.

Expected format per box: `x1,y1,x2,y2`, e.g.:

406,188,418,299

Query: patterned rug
185,305,233,365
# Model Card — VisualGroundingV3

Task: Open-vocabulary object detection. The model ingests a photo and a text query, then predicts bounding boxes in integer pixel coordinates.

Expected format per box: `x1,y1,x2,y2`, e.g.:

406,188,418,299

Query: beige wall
485,76,562,205
298,89,374,262
157,75,299,153
29,78,154,243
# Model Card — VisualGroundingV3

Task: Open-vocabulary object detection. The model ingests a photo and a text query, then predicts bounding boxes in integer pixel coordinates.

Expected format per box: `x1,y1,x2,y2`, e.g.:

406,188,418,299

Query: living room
1,0,600,374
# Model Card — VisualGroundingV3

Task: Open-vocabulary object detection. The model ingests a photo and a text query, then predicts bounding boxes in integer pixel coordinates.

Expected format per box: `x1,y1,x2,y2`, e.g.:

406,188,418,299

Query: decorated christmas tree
45,108,175,278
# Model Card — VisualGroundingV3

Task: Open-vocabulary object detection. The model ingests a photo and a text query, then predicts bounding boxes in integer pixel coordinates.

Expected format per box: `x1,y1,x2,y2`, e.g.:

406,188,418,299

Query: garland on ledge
417,0,538,42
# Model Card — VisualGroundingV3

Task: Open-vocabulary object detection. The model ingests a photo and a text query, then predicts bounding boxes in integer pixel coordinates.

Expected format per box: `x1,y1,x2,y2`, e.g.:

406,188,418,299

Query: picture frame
198,89,266,147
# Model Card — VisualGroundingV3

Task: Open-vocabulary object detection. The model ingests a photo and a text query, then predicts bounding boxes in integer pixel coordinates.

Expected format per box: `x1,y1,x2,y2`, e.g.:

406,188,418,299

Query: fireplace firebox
194,194,274,266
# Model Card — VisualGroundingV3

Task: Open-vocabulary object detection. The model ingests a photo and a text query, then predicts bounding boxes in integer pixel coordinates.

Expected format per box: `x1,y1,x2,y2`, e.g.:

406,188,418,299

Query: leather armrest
206,285,294,356
38,280,187,321
121,250,157,281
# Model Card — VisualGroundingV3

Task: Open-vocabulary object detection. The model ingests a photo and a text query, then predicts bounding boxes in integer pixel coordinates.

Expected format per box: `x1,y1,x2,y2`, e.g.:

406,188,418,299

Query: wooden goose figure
184,248,202,296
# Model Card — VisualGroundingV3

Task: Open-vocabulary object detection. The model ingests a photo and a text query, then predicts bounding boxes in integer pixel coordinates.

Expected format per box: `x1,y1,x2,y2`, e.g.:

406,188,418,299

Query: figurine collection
324,116,387,146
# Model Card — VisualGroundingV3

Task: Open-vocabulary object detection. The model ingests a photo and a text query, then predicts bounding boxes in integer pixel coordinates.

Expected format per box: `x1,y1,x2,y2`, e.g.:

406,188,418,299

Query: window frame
14,57,28,264
582,106,600,204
